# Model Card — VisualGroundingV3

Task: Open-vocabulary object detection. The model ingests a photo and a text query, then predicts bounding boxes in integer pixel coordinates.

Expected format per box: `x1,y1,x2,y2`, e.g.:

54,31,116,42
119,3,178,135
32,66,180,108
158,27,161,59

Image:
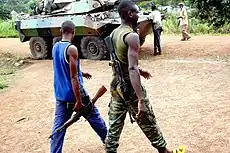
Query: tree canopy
191,0,230,27
0,0,38,19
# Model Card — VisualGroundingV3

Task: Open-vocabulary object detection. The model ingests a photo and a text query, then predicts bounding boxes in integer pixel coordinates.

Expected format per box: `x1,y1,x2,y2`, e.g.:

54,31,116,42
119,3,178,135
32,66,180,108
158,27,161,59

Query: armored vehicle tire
80,36,106,60
29,37,51,59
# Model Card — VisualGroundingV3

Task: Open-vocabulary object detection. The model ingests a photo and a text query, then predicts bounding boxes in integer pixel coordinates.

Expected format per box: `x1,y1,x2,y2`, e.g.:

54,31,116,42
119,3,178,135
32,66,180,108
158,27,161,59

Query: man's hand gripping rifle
48,85,107,140
104,33,136,124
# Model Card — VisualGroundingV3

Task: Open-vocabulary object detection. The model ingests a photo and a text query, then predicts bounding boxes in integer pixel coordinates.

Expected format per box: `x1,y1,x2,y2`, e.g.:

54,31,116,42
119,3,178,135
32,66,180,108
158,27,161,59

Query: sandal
172,145,186,153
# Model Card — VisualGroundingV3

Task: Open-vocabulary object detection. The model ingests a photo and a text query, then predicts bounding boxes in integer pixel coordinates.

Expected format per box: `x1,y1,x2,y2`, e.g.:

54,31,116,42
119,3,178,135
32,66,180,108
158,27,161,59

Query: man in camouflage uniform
105,0,186,153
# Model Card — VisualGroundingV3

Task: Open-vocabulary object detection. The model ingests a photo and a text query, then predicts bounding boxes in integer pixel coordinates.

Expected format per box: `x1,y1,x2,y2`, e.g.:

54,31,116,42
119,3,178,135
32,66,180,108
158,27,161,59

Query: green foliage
138,0,190,8
0,79,7,89
0,20,18,38
0,0,10,19
4,0,31,13
162,13,180,34
162,13,230,35
191,0,230,27
216,22,230,33
0,0,38,19
189,18,214,34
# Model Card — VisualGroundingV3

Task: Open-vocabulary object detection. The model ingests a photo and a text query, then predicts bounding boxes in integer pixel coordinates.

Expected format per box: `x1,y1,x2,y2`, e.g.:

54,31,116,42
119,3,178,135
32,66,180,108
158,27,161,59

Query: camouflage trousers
105,78,167,153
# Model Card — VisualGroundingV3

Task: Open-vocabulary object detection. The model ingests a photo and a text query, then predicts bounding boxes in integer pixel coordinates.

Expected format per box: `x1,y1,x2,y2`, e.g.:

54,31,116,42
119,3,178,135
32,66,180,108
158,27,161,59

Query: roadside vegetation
0,20,18,38
0,53,31,91
0,79,7,89
162,13,230,35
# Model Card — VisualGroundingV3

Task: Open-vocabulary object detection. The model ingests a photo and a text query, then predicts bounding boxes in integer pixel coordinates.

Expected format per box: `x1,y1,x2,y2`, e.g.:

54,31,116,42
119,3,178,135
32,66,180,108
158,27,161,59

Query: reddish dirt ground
0,35,230,153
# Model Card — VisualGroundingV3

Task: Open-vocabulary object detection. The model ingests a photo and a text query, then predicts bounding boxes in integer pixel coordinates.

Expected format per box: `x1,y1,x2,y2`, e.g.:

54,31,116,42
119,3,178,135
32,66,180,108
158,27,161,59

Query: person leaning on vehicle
148,2,163,55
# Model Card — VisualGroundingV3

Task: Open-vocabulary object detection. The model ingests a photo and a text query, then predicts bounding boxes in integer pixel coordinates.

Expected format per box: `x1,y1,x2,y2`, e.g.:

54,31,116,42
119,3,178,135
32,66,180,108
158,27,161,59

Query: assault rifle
104,32,136,124
48,85,107,139
177,16,183,26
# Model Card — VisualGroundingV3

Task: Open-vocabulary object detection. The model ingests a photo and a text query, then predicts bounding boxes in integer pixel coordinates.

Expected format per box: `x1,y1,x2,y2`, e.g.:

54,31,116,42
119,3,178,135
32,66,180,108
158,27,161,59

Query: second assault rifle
104,32,136,124
49,85,107,139
177,16,183,26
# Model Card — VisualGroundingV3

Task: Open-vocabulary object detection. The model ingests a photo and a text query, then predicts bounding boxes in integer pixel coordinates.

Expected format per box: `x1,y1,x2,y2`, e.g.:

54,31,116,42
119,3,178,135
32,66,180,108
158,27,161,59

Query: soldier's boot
158,145,186,153
158,48,162,55
186,36,191,40
172,145,186,153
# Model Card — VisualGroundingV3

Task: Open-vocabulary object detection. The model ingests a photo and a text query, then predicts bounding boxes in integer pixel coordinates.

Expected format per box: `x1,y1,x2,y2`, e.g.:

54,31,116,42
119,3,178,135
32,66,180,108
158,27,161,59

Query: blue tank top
52,41,88,102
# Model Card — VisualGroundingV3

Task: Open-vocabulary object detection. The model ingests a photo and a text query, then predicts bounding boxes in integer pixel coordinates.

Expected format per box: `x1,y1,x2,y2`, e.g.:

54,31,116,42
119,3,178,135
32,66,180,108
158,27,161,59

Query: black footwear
187,36,191,40
158,52,162,55
154,49,158,56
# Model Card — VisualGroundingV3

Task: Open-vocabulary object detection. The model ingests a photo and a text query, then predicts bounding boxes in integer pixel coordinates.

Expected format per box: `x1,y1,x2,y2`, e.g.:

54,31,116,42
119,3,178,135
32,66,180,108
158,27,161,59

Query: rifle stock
92,85,107,104
49,85,107,139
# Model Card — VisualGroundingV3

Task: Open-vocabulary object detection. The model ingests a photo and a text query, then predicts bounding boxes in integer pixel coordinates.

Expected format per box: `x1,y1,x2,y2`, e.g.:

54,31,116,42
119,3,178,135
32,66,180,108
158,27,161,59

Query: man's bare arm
125,32,143,101
67,45,82,111
139,68,152,80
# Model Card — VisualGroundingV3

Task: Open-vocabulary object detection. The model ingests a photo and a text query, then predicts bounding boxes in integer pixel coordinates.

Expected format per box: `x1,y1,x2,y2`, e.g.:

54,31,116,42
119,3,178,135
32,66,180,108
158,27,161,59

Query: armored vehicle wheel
80,36,106,60
29,37,51,59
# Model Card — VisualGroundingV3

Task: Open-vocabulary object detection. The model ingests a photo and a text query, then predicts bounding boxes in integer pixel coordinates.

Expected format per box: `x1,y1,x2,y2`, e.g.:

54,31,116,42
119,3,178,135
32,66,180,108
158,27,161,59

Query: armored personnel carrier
15,0,152,60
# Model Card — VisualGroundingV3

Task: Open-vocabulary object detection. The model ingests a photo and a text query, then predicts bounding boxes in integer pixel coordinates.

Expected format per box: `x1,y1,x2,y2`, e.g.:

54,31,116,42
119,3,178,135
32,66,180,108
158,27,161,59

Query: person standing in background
178,2,191,41
148,2,163,55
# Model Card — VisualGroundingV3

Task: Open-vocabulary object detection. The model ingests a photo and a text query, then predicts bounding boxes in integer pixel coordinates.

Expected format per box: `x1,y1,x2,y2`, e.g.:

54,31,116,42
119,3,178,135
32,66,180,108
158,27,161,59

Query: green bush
162,13,230,35
0,79,7,89
162,13,180,34
0,20,18,38
216,23,230,34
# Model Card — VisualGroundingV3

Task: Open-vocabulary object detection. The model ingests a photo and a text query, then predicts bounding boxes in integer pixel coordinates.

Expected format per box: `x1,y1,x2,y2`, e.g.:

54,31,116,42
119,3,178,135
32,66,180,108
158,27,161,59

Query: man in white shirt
148,2,163,55
178,2,191,41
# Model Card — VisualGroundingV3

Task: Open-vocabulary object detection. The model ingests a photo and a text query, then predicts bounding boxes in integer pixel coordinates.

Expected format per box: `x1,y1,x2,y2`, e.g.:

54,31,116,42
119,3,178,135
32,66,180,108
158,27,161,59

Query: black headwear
151,2,156,11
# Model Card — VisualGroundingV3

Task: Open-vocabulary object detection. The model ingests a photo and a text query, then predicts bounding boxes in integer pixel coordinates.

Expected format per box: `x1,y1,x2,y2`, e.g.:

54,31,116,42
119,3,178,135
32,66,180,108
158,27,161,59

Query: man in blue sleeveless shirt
50,20,107,153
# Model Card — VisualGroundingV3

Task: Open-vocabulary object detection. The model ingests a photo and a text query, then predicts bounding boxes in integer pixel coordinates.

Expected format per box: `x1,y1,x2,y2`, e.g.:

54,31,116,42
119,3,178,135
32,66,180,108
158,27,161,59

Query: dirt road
0,36,230,153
